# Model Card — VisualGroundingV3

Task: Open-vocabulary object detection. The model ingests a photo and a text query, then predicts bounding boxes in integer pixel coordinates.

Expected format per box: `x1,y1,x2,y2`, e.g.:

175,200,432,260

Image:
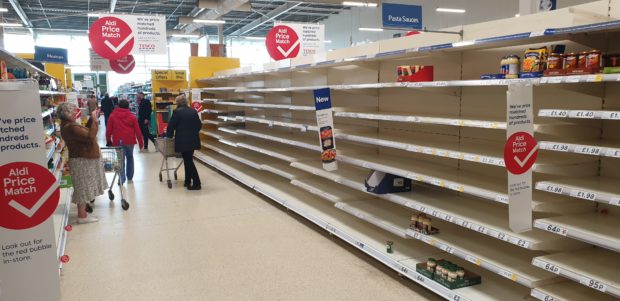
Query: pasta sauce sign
266,22,324,61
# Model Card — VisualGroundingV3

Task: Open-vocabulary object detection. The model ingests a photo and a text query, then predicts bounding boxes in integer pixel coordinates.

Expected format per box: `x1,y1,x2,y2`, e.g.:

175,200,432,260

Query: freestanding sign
313,88,337,171
0,81,61,301
266,22,324,61
382,3,423,29
191,88,203,114
89,14,167,60
505,83,536,232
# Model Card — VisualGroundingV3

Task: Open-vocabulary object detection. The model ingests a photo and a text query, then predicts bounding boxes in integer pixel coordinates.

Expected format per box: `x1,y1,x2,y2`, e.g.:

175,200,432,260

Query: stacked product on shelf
191,2,620,301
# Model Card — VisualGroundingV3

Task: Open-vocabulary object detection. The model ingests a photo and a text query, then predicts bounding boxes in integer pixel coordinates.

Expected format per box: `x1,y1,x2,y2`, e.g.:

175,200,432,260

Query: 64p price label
546,224,568,236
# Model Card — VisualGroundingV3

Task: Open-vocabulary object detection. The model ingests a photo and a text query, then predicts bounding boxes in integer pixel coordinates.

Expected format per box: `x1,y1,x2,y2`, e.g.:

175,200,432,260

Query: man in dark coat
100,93,114,125
166,95,202,190
137,92,156,151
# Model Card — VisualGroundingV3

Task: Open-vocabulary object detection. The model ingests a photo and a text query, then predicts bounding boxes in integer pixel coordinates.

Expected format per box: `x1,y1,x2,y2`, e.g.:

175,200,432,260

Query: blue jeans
120,144,135,184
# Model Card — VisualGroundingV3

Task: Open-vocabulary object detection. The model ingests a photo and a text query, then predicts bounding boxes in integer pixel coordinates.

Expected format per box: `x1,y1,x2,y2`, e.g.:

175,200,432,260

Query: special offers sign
89,14,167,60
266,22,324,61
0,81,61,301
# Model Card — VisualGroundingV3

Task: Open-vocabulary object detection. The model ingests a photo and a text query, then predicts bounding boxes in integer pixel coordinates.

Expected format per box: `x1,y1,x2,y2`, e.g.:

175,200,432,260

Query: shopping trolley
156,137,183,189
100,146,130,210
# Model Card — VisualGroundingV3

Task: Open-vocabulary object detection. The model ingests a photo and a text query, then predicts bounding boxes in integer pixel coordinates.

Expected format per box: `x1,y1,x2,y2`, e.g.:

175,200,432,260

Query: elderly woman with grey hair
166,94,203,190
58,102,108,224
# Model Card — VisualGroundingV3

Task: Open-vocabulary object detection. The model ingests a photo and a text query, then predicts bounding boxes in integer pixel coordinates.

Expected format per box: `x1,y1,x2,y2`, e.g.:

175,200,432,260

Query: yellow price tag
511,274,519,281
594,74,603,82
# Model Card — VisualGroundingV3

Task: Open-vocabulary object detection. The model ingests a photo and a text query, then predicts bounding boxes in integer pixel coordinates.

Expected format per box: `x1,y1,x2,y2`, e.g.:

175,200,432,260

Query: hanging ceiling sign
382,3,423,29
110,55,136,74
89,49,112,71
34,46,68,64
89,14,167,60
266,22,325,61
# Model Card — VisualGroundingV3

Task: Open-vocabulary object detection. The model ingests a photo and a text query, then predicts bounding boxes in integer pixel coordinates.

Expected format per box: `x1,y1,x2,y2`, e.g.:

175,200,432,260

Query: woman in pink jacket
106,99,144,184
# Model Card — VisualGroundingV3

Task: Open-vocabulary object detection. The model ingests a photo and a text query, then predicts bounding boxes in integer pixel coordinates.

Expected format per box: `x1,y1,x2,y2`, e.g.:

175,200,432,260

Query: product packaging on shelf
409,213,439,235
416,258,481,290
397,65,434,82
365,170,411,194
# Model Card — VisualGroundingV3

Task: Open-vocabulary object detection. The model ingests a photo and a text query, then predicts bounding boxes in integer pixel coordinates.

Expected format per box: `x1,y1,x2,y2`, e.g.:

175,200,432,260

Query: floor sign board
0,81,61,301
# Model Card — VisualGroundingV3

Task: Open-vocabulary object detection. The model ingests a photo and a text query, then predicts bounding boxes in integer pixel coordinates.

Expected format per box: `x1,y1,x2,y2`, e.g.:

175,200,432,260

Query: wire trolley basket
100,147,130,210
156,137,183,189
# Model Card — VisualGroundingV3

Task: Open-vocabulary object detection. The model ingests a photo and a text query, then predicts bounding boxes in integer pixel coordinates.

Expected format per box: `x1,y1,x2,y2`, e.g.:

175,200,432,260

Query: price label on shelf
447,183,464,192
325,224,336,233
574,145,601,156
610,198,620,206
606,148,620,158
448,151,462,159
570,189,597,201
571,111,596,119
407,145,421,153
538,183,564,194
421,235,435,246
548,77,563,84
495,195,509,204
429,178,445,187
465,255,481,266
540,109,569,118
530,31,546,37
549,143,570,152
440,244,454,254
542,222,568,236
531,289,558,301
580,277,607,292
498,269,515,280
532,259,561,274
602,111,620,120
409,230,421,239
508,236,530,248
566,75,582,83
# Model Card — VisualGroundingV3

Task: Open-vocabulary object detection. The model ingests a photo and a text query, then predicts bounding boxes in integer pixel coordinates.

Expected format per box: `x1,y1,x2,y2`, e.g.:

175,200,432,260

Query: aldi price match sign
0,81,61,301
505,83,537,233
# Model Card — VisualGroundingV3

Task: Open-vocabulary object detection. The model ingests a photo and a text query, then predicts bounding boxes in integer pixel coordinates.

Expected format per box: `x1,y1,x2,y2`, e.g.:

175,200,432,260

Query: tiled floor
59,147,440,300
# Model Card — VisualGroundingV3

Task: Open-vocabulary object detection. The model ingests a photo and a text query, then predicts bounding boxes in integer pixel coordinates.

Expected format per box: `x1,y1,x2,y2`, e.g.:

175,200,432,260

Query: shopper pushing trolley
166,94,202,190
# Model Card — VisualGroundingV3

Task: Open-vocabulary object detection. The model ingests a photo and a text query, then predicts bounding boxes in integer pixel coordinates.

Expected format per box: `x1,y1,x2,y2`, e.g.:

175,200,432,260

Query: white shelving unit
196,2,620,300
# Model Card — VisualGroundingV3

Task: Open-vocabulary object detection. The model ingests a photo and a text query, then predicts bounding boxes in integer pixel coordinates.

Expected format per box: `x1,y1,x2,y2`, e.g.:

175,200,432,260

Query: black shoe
187,185,201,191
184,182,190,187
85,203,93,213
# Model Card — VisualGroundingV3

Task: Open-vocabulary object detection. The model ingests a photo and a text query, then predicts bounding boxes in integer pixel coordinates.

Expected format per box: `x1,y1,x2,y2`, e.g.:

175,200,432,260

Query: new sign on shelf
506,83,536,233
0,81,61,301
314,88,338,171
382,3,423,29
266,22,324,61
89,14,167,60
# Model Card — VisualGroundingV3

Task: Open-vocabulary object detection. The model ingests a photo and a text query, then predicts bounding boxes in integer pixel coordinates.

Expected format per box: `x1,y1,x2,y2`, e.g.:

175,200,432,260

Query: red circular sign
89,17,134,60
110,55,136,74
504,132,539,175
266,25,300,61
191,101,203,112
0,162,60,230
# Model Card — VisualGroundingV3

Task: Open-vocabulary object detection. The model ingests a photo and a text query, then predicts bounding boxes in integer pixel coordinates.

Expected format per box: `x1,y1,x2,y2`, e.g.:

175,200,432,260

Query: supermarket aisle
60,149,440,301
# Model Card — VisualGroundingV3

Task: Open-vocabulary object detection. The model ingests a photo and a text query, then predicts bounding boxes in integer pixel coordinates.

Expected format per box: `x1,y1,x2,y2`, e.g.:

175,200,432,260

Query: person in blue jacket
166,95,202,190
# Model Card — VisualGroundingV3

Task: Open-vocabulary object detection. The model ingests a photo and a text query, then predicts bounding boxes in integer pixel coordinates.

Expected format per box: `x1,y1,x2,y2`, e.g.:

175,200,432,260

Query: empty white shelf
534,213,620,252
291,177,371,203
532,248,620,298
539,109,620,120
539,139,620,159
532,281,619,301
213,101,314,111
260,162,309,180
536,177,620,206
335,111,506,130
202,119,243,126
237,129,321,152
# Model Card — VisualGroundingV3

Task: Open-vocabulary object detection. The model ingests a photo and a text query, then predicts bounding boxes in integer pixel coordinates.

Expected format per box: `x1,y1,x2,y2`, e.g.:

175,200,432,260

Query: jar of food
427,258,437,272
448,267,458,282
564,53,578,69
609,55,620,67
505,55,520,78
435,264,443,276
500,56,507,74
410,214,418,229
386,241,393,254
442,266,449,279
586,50,602,69
548,53,563,70
457,267,465,279
578,51,589,68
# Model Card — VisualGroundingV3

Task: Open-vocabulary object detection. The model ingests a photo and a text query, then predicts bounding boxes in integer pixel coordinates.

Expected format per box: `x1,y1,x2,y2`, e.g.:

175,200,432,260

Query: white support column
519,0,539,16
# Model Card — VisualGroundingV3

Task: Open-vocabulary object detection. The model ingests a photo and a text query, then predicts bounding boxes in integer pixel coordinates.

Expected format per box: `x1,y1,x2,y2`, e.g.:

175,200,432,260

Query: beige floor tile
60,149,440,301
